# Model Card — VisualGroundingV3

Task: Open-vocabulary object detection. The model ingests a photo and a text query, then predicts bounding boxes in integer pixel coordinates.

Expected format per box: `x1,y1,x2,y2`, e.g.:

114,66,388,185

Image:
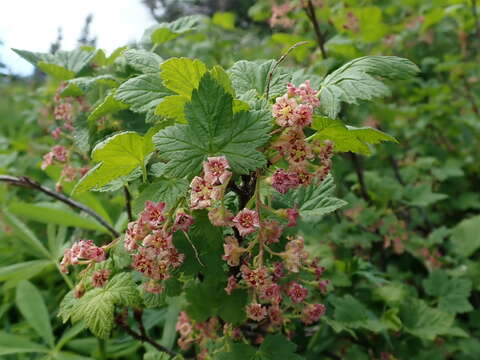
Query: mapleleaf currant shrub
9,15,419,359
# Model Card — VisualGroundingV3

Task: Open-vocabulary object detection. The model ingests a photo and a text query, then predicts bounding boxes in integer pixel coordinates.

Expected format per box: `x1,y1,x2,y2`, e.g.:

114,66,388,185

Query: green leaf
0,331,49,356
211,12,236,30
0,260,52,282
399,298,454,341
256,334,303,360
87,91,129,124
450,215,480,258
147,15,204,44
62,273,140,339
312,117,397,155
74,131,153,193
229,59,291,98
16,281,54,347
116,74,173,113
61,75,119,97
37,62,75,80
12,48,96,76
2,210,51,259
332,295,385,332
216,343,256,360
278,174,347,222
160,299,181,350
319,56,419,118
403,184,448,207
124,49,163,74
153,73,271,178
423,270,473,314
132,178,189,214
160,57,207,97
9,202,108,233
154,95,188,122
217,290,248,324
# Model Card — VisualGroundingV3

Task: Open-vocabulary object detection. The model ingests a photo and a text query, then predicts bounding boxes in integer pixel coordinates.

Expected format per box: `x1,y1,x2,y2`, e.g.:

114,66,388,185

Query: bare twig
265,41,310,100
302,0,328,59
347,153,371,203
0,175,120,238
124,186,133,222
115,312,177,357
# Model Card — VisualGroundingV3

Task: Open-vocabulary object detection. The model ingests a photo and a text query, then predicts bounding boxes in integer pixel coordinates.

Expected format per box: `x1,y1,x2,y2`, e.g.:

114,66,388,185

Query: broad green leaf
217,289,248,325
61,75,119,97
61,273,140,339
312,117,397,155
216,343,256,360
55,322,86,350
424,270,473,314
319,56,419,118
256,334,304,360
13,48,96,76
87,91,129,124
0,331,49,356
403,184,448,207
74,131,153,193
210,65,235,96
160,299,181,350
153,73,271,178
124,49,163,74
211,12,236,30
160,57,207,97
332,295,385,332
399,298,454,340
37,62,75,80
278,174,347,222
116,74,173,113
229,59,291,98
2,210,51,259
147,15,204,44
9,202,108,233
450,215,480,258
16,281,54,347
132,178,189,214
155,95,188,122
0,260,52,282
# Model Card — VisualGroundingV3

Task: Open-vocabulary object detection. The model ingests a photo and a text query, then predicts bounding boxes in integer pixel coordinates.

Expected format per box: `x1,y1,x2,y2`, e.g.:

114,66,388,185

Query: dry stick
302,0,328,59
265,41,310,100
0,175,120,238
115,313,177,357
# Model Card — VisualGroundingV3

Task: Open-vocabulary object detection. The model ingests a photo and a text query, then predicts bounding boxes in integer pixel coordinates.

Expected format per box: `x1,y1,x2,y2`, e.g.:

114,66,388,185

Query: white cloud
0,0,156,75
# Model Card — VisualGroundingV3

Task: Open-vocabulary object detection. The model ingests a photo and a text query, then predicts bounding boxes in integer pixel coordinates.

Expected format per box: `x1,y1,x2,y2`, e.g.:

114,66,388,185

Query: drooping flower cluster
176,311,219,356
271,81,334,194
123,201,189,293
41,145,69,170
60,239,106,274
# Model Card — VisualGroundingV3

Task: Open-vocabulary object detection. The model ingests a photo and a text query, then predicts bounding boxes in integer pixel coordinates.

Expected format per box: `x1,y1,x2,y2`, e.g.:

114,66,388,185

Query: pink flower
318,280,330,294
124,220,149,252
52,145,68,162
51,127,62,139
225,275,237,295
268,304,284,325
241,265,269,288
139,201,166,230
173,212,195,231
190,176,220,210
176,311,193,338
282,236,308,272
142,229,173,251
60,239,105,273
232,208,260,236
246,303,267,321
292,103,313,127
301,303,326,325
54,102,73,122
143,280,164,294
286,208,299,227
260,283,282,304
91,269,110,288
203,156,231,185
61,165,77,182
222,236,245,267
41,152,54,170
287,282,308,303
259,220,283,244
272,262,285,281
295,80,320,107
271,169,300,194
272,94,298,127
208,206,234,227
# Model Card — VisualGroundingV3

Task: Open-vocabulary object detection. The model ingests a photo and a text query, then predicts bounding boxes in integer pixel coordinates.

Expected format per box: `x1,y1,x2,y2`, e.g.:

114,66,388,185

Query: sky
0,0,157,75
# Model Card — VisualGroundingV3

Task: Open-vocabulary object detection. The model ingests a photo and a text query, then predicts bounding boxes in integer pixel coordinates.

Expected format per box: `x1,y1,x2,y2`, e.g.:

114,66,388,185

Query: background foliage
1,0,480,359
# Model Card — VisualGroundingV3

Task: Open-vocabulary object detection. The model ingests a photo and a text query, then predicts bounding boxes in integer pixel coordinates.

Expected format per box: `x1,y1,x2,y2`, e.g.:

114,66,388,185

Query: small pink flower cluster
270,82,334,194
60,239,106,274
176,311,219,353
222,235,327,327
91,269,111,288
41,145,69,170
123,201,191,292
269,3,295,29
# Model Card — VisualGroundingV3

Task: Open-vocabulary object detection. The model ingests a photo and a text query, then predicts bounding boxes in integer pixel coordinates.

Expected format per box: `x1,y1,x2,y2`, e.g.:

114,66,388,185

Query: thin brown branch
302,0,328,59
124,186,133,222
265,41,310,100
116,312,177,357
0,175,120,238
347,153,371,203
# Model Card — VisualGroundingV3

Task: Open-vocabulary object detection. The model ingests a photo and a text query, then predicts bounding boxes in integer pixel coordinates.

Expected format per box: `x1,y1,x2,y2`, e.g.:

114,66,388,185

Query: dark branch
115,312,177,357
347,153,371,203
124,186,134,222
0,175,120,238
303,0,328,59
